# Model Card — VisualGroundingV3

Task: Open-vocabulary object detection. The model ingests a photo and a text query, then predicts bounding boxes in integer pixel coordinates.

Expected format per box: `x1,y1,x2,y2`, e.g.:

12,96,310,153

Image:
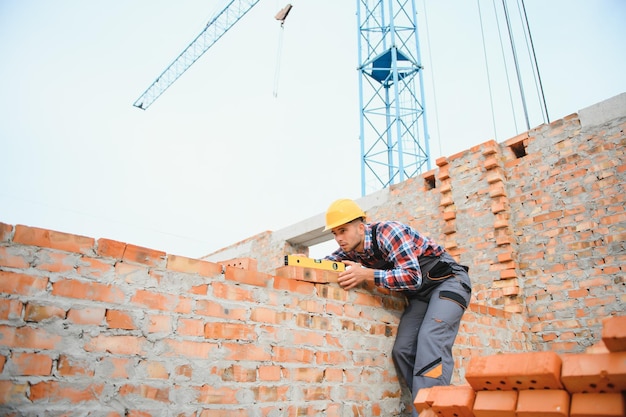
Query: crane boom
133,0,261,110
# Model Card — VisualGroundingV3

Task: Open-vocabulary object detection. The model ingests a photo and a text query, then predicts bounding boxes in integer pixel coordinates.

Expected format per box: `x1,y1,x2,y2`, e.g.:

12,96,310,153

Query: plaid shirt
326,221,445,291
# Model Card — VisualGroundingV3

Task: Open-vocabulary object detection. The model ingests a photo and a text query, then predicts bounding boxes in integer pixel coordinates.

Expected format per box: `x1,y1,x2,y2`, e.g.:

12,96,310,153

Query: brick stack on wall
0,93,624,416
413,315,626,416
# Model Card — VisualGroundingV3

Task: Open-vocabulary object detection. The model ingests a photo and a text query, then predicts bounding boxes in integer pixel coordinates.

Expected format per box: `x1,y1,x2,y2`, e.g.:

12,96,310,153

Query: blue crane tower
356,0,430,195
133,1,431,196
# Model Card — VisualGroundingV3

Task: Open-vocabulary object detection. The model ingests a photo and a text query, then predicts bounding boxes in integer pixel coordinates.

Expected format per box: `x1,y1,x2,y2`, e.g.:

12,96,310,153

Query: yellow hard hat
324,199,366,231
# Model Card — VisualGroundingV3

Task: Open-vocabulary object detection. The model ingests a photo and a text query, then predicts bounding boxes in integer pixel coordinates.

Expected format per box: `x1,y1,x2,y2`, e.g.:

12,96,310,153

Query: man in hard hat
323,198,471,416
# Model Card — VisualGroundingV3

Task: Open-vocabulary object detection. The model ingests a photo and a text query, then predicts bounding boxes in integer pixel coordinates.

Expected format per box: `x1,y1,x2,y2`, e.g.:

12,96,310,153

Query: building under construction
0,92,624,416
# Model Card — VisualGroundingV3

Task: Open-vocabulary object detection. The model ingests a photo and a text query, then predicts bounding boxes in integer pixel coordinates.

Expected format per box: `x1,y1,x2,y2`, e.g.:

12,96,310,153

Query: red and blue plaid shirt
326,221,445,291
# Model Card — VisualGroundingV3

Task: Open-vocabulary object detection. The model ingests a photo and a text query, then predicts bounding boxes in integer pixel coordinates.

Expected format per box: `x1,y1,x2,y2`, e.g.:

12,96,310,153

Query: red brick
414,386,439,412
306,386,338,404
0,270,48,296
194,299,247,321
275,265,340,284
162,339,218,359
0,247,29,269
204,322,255,340
516,389,569,416
114,261,149,283
29,380,104,403
602,315,626,352
122,244,165,267
272,346,315,363
10,352,53,376
211,281,254,301
76,256,114,277
499,268,518,280
0,380,28,404
429,385,476,417
35,251,78,273
195,385,238,404
130,289,192,314
119,383,169,402
147,314,171,333
258,365,282,381
221,364,256,382
24,303,66,322
166,254,222,277
0,298,24,320
561,352,626,393
296,313,331,331
52,278,125,304
419,409,439,417
106,309,136,330
484,155,499,170
291,330,324,347
98,357,133,379
250,307,290,324
138,360,169,379
96,238,126,259
224,265,271,287
13,225,94,254
465,351,563,391
85,335,146,356
0,325,62,350
570,392,626,417
273,274,316,295
288,367,324,383
57,355,95,377
489,182,506,197
0,223,13,242
317,284,349,302
472,390,517,417
67,307,105,325
217,257,258,271
177,317,204,336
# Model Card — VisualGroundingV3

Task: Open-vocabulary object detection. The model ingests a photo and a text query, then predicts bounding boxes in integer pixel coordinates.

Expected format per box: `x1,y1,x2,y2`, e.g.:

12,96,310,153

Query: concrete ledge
579,92,626,128
274,188,391,247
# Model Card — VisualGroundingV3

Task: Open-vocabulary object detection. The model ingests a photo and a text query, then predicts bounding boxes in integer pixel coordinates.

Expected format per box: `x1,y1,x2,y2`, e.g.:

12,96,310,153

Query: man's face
331,220,365,253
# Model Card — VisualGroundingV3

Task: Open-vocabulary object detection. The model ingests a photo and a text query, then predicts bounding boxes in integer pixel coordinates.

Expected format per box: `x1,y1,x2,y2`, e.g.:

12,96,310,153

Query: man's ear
358,221,366,235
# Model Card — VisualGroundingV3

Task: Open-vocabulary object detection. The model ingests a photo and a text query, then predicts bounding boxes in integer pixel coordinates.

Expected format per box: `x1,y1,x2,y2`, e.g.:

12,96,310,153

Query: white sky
1,0,625,260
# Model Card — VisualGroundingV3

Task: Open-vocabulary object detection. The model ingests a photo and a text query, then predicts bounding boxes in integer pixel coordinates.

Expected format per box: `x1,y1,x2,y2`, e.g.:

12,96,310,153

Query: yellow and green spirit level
284,255,346,272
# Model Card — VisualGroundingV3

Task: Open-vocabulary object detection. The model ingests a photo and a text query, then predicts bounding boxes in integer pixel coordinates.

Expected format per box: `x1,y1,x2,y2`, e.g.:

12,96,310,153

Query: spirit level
284,255,346,272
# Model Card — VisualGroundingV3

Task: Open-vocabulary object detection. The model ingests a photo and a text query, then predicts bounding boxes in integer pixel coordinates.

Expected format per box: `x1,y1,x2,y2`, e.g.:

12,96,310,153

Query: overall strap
370,223,394,270
371,223,383,259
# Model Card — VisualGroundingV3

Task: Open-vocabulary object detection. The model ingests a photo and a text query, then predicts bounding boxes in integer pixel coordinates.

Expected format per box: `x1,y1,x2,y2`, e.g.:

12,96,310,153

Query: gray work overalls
368,224,472,416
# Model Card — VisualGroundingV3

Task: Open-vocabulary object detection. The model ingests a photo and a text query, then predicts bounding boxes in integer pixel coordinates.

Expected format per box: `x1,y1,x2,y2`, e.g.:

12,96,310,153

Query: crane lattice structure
133,0,431,195
133,0,261,110
357,0,430,195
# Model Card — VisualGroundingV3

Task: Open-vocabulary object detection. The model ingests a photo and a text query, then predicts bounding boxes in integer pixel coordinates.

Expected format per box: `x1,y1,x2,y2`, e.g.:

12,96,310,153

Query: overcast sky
1,0,625,260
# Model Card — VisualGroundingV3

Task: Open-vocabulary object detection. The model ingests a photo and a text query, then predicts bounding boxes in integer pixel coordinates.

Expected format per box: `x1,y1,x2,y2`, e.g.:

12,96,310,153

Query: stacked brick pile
413,315,626,417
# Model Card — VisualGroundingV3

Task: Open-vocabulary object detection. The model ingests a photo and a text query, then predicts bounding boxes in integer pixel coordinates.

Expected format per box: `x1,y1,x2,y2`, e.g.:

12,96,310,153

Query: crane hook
274,4,293,27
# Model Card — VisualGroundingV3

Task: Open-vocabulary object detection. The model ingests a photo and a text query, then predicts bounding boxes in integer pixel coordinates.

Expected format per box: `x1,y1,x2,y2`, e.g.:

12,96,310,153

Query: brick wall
0,94,624,416
213,93,625,357
0,225,412,415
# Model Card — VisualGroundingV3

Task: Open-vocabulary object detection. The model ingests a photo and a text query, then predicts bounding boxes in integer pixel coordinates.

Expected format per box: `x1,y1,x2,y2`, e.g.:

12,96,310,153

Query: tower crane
133,0,261,110
133,1,431,196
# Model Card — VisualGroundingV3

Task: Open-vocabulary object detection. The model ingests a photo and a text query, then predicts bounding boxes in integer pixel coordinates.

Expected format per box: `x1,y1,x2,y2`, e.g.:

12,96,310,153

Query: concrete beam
274,189,390,247
579,92,626,128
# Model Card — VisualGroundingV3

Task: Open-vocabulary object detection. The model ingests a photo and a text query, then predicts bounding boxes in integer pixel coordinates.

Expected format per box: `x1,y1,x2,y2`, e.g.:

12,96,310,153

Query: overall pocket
416,261,455,298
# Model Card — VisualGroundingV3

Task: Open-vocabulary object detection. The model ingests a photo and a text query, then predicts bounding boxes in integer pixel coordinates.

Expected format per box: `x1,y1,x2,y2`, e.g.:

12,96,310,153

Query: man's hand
337,260,375,290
